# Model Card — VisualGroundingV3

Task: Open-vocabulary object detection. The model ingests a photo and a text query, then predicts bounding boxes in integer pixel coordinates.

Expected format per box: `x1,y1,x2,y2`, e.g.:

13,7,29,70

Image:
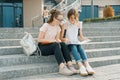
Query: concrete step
1,36,120,46
0,33,38,39
0,47,120,67
0,28,39,33
0,41,120,55
9,64,120,80
83,32,120,36
83,41,120,49
0,63,58,80
88,36,120,42
0,46,23,55
0,27,119,34
83,21,120,27
0,55,120,79
0,39,37,47
83,24,120,28
86,47,120,58
82,27,120,32
0,54,56,67
0,32,120,39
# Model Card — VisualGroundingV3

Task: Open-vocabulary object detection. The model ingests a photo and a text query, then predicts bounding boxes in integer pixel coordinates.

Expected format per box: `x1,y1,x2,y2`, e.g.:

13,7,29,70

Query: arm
55,32,61,42
78,22,90,40
79,28,88,40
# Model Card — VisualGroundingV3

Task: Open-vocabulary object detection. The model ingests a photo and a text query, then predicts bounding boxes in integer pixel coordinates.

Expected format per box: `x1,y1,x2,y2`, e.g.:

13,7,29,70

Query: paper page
80,39,91,44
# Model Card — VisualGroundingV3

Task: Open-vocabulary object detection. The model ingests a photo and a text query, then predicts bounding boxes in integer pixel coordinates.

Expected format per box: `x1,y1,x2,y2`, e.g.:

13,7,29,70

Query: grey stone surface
0,55,120,79
0,47,119,67
1,41,120,55
82,41,120,49
0,21,120,79
0,54,56,67
8,64,120,80
89,36,120,42
0,33,38,39
0,28,39,33
0,63,58,79
1,36,120,46
0,32,120,39
0,46,23,55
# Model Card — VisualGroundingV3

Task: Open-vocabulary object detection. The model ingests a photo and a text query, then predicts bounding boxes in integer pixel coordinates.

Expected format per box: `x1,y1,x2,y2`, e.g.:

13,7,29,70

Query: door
3,6,14,27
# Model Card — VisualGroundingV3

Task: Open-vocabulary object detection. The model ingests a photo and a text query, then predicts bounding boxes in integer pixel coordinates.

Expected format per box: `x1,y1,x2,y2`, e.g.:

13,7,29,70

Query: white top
40,23,61,41
65,21,82,44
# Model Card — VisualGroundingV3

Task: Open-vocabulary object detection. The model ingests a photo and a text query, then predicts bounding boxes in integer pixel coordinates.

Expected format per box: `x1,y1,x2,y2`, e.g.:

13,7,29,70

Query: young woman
38,9,77,76
61,9,95,76
42,6,49,23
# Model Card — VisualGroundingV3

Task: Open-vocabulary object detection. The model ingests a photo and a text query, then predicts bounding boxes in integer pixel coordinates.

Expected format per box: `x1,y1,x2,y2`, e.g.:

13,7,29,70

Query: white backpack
20,32,38,56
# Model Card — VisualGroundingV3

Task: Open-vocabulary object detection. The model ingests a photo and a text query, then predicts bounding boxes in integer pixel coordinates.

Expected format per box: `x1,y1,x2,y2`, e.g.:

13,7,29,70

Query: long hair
47,9,62,23
67,8,79,21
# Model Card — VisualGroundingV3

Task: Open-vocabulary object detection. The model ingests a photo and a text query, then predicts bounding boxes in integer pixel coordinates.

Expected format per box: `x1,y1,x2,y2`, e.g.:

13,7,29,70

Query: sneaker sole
88,72,95,75
80,73,88,76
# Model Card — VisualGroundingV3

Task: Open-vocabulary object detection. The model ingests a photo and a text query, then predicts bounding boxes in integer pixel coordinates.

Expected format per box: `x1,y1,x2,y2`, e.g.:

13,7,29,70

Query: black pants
38,42,72,65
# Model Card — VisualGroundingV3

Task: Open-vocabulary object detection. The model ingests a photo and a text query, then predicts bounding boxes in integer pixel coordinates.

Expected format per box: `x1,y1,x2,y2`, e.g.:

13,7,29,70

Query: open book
67,39,91,45
80,39,91,44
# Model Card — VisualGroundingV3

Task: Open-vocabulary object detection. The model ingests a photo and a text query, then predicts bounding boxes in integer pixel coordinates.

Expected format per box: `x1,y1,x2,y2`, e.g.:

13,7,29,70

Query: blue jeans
68,44,88,62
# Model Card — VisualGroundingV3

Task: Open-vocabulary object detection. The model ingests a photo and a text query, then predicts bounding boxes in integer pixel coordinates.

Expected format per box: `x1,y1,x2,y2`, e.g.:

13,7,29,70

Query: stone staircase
0,21,120,80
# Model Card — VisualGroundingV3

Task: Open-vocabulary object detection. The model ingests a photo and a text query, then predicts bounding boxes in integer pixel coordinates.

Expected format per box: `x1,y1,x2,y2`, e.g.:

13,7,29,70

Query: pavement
10,64,120,80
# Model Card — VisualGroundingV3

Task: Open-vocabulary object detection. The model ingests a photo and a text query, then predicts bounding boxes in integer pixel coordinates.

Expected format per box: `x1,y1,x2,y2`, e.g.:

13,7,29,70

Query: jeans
68,44,88,62
38,42,72,65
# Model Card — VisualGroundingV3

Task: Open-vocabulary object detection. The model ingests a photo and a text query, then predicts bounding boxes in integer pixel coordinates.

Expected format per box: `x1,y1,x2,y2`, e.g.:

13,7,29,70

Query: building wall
82,0,120,6
81,0,120,18
23,0,43,27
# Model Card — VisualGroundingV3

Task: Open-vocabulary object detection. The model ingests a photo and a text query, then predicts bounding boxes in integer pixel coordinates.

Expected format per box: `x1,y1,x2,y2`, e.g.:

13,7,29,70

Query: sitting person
38,9,77,76
60,8,95,76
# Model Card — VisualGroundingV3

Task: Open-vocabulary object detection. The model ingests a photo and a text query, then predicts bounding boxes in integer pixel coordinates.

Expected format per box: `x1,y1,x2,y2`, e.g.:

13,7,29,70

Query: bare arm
78,22,89,40
55,32,61,42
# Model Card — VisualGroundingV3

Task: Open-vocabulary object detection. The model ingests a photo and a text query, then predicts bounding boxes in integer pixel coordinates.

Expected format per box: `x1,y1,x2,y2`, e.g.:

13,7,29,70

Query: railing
32,0,65,27
32,0,82,27
61,0,82,19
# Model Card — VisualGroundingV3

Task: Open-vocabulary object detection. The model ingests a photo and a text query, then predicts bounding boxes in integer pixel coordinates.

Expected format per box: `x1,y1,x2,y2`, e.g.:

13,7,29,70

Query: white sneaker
68,65,78,74
59,66,74,76
79,66,88,76
86,65,95,75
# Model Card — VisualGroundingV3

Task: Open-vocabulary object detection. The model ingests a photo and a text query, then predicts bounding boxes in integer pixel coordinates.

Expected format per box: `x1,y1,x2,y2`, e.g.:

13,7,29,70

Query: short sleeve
39,23,48,32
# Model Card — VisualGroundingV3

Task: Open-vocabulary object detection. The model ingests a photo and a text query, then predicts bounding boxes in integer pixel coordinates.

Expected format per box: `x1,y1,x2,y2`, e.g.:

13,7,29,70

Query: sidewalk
10,64,120,80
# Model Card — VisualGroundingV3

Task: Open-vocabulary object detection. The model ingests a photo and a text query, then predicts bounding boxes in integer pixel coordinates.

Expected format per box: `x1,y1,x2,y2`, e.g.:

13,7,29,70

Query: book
80,39,91,44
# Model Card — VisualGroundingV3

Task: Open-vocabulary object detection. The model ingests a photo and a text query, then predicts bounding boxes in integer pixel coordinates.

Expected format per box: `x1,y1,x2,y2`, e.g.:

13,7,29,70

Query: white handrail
32,0,82,27
51,0,65,10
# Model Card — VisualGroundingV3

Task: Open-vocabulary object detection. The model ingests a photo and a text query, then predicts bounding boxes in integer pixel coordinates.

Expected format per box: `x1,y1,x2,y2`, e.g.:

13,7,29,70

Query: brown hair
67,9,79,21
47,9,62,23
44,6,47,10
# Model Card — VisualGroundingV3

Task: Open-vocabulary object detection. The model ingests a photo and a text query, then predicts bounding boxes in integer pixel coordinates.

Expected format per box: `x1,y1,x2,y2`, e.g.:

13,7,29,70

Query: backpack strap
63,22,68,38
77,21,82,36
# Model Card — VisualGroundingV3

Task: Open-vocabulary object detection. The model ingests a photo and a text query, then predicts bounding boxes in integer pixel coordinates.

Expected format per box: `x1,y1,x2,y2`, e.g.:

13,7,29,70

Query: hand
61,38,68,43
56,39,61,42
82,37,91,41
